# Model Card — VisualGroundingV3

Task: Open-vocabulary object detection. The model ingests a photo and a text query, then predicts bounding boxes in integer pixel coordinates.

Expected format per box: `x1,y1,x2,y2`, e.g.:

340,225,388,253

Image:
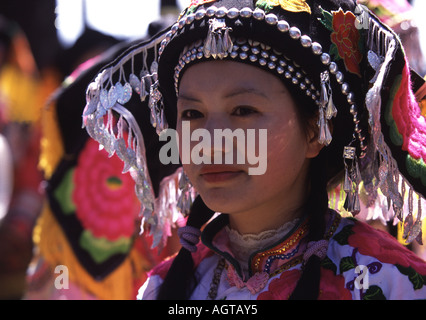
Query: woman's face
177,60,322,232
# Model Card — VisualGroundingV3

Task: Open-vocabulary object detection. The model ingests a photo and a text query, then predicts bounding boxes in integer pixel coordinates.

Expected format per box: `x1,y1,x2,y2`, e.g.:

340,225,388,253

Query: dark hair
289,150,328,299
157,196,215,300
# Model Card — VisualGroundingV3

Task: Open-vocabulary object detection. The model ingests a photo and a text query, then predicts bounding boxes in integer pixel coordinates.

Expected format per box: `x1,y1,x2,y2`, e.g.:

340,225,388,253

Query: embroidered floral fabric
138,211,426,300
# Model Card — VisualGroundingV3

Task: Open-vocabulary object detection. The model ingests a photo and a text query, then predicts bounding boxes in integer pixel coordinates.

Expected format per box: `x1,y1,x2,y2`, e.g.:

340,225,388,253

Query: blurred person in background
0,15,45,300
25,4,183,299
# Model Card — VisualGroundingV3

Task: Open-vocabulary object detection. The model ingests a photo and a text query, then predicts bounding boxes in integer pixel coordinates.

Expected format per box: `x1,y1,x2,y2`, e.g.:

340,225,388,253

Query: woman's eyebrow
177,93,202,103
223,87,271,99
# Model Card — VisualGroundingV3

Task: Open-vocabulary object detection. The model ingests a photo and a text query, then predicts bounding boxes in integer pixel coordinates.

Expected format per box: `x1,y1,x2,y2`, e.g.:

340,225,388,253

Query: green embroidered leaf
329,44,341,60
363,285,386,300
255,0,274,13
79,230,132,264
318,7,334,32
53,168,76,215
333,225,355,246
321,256,337,274
339,256,356,273
396,265,426,290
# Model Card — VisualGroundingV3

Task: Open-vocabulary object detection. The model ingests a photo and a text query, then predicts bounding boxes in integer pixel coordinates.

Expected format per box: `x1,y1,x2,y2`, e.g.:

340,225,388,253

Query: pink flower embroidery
257,269,301,300
318,268,352,300
72,138,140,241
348,220,426,275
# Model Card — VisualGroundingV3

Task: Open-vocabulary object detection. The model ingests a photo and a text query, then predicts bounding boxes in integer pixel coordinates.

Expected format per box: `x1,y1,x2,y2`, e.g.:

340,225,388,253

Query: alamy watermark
355,265,369,290
159,121,268,175
54,265,69,290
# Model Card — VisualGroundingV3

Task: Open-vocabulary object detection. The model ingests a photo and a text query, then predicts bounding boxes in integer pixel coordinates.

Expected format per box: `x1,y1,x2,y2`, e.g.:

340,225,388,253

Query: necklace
207,257,226,300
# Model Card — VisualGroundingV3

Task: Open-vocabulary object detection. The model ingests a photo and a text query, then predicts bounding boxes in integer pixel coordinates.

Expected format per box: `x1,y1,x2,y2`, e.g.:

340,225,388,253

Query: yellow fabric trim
35,204,150,299
38,99,64,180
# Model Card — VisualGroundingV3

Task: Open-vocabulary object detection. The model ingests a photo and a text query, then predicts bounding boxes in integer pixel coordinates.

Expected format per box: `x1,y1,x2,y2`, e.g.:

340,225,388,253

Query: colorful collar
201,213,309,279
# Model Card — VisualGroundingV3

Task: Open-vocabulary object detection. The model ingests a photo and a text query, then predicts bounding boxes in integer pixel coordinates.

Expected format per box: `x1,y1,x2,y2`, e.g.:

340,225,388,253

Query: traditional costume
82,0,426,300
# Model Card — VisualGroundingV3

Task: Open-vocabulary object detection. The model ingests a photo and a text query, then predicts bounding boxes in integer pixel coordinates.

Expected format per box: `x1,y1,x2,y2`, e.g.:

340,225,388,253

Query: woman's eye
231,106,258,117
180,109,204,120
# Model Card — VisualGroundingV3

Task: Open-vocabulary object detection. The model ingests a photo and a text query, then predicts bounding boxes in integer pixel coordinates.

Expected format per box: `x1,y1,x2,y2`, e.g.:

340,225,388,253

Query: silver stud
206,6,217,17
195,9,206,20
277,20,290,32
178,18,186,29
355,123,361,134
285,71,291,79
253,8,265,20
251,47,260,55
249,54,257,62
230,51,238,59
239,52,248,60
300,82,307,90
197,52,203,59
288,65,295,73
216,7,227,18
312,42,322,55
347,92,355,104
335,71,344,84
186,14,195,24
320,53,331,65
261,51,269,59
279,60,287,67
165,31,173,41
289,27,301,39
292,77,299,84
227,8,239,19
259,58,267,66
268,61,276,69
265,13,278,25
241,45,250,52
306,89,312,96
353,115,360,124
240,7,253,18
329,62,338,74
270,54,277,62
171,24,180,36
341,83,349,95
300,35,312,48
277,66,285,74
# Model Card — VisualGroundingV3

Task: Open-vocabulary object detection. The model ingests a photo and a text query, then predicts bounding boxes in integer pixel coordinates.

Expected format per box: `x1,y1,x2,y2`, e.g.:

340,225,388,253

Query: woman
83,0,426,299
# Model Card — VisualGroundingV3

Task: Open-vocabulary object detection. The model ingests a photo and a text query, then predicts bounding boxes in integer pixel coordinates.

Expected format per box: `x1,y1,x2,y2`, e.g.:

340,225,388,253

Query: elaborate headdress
82,0,426,248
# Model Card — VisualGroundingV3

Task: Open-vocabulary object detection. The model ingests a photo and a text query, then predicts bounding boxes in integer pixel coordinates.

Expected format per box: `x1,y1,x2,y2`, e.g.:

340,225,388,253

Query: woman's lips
199,166,244,183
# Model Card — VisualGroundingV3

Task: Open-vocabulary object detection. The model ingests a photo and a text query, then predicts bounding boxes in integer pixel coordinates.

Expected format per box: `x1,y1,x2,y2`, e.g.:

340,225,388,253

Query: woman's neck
227,200,305,235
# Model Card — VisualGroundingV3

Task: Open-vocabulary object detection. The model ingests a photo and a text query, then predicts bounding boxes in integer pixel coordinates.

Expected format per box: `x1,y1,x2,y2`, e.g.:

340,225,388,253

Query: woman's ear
305,117,327,159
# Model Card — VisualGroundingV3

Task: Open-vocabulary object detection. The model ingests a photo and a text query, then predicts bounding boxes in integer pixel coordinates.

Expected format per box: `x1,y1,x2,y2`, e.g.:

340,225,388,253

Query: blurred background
0,0,425,300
